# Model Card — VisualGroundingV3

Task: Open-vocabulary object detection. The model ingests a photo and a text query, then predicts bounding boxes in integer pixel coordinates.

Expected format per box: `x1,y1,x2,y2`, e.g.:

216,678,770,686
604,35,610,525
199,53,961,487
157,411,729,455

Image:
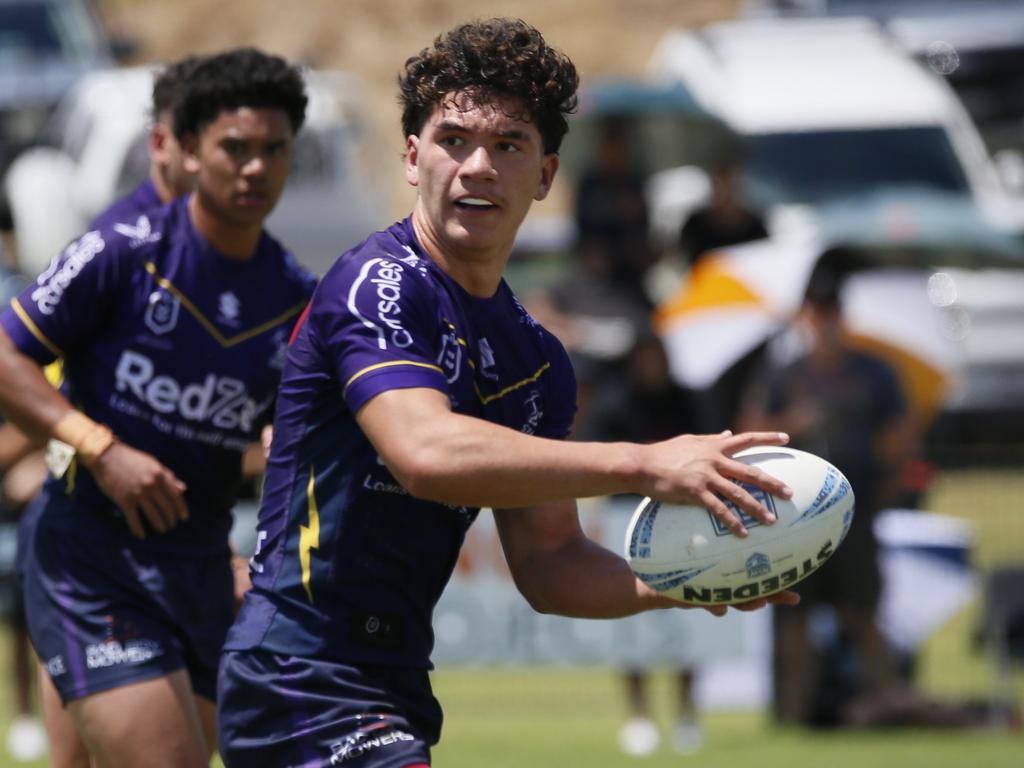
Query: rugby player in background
89,54,200,232
218,19,798,768
0,47,317,768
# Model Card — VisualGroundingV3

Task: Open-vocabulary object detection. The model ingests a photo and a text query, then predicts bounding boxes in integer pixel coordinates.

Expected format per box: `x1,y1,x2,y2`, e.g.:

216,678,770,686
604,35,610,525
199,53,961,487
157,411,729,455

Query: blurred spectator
737,265,916,727
678,159,768,270
89,54,199,232
574,119,655,301
524,236,652,430
583,333,707,755
675,158,769,432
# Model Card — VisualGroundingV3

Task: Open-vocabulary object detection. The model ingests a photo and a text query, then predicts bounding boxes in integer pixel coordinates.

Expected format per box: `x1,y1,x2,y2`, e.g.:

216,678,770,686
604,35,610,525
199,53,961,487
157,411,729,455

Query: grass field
0,466,1019,766
430,667,1023,768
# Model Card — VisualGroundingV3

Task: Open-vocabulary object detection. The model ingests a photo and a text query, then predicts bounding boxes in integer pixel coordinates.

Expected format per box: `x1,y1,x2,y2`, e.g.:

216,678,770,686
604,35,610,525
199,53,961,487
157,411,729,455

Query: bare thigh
67,669,209,768
39,663,90,768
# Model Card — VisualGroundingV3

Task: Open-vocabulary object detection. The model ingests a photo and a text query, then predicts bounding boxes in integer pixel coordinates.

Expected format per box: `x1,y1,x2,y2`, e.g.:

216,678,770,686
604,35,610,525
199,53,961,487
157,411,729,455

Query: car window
746,126,972,204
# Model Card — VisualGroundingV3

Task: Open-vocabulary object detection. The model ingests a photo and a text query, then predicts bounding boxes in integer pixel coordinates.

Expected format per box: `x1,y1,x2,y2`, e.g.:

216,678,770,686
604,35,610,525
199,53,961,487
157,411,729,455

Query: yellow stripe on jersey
143,261,306,348
299,468,321,605
9,299,64,358
343,360,444,393
474,362,551,405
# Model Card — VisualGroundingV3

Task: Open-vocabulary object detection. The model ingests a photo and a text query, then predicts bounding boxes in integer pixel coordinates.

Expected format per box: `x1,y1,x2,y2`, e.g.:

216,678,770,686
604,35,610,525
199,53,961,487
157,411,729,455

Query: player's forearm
510,535,670,618
384,409,645,507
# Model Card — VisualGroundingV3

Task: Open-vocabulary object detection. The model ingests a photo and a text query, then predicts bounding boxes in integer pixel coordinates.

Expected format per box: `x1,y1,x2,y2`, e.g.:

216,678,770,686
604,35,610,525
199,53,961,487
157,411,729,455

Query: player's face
405,92,558,268
184,107,294,230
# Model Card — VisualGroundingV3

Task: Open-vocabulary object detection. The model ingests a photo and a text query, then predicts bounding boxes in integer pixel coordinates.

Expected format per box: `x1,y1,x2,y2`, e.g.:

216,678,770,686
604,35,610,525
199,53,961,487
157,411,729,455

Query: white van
645,17,1024,438
646,16,1024,234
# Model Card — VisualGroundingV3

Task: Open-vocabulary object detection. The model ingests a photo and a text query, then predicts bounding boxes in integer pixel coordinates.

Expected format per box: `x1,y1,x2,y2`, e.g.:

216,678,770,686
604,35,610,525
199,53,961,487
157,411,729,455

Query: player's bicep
2,230,120,363
354,386,453,476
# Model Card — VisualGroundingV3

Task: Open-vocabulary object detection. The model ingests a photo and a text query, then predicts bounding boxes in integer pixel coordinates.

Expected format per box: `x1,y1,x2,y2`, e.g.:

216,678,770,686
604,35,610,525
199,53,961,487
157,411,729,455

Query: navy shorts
18,491,234,704
218,649,440,767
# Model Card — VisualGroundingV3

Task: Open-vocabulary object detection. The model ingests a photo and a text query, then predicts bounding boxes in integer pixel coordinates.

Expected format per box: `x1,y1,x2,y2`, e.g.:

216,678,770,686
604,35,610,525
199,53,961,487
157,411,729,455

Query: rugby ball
624,446,854,606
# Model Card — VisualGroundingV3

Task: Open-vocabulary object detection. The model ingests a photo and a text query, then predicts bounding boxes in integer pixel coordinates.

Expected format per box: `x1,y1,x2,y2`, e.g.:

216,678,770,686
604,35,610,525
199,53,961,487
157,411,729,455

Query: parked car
642,16,1024,444
4,65,388,277
742,0,1024,157
0,0,125,228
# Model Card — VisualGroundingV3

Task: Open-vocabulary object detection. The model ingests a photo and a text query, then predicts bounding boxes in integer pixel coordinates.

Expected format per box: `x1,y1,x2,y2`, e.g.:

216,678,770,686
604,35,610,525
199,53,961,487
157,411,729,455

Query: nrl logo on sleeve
144,289,180,335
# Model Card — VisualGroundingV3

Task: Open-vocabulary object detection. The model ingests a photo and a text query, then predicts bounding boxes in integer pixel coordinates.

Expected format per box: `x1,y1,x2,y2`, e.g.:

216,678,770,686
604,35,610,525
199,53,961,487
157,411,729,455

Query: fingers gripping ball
625,447,854,606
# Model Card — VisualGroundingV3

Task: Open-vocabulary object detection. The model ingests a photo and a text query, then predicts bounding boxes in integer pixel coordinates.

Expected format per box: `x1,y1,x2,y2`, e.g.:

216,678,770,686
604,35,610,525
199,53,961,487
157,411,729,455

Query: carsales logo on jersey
350,258,414,350
115,349,267,431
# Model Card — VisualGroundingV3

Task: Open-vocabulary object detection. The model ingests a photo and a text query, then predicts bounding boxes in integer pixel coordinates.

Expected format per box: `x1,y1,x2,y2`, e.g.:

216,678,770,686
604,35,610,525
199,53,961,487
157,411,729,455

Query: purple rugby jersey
224,217,577,667
89,178,164,232
0,196,317,552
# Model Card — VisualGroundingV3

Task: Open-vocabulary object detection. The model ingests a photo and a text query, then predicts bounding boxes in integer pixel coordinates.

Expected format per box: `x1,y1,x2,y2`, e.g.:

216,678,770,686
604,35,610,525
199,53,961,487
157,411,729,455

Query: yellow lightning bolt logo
299,468,320,604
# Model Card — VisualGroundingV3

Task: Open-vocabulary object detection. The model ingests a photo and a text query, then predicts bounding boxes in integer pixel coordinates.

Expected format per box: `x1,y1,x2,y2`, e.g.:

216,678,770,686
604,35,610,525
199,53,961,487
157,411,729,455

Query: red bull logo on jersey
348,258,413,350
31,231,105,315
114,349,268,432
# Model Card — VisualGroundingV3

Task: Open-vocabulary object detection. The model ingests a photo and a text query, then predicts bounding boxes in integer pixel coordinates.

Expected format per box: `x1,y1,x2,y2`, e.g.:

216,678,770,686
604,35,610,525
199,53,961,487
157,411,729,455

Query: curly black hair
399,18,578,154
151,55,200,121
172,47,307,140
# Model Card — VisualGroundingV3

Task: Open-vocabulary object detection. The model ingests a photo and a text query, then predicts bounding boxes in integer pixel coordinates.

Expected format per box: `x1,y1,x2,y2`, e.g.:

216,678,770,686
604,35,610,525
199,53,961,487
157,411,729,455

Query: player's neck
410,207,509,298
187,193,262,261
150,167,177,206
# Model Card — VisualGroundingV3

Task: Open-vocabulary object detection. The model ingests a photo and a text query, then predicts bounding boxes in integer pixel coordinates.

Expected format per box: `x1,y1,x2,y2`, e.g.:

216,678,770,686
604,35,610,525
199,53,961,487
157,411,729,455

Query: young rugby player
218,20,797,767
0,47,317,767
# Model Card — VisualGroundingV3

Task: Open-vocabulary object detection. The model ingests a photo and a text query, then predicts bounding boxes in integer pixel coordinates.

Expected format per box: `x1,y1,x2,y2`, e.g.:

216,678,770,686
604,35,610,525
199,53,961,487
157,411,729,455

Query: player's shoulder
319,220,434,298
91,198,179,260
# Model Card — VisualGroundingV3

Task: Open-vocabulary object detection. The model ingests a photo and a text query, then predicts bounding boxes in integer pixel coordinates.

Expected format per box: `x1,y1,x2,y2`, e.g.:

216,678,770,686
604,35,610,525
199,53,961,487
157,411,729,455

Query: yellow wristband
52,411,116,469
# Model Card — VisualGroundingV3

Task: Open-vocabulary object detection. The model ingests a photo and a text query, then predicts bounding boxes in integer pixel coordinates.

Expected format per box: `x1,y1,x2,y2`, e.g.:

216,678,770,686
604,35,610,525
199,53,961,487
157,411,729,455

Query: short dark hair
173,47,308,140
399,18,578,154
151,55,200,122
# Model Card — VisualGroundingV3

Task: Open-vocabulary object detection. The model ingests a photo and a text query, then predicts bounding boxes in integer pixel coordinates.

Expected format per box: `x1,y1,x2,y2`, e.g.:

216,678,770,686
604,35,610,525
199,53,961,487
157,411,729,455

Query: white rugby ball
624,446,854,606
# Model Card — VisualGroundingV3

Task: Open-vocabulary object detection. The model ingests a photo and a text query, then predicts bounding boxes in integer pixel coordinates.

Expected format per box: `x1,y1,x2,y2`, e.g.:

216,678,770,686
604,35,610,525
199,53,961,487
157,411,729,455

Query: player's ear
534,153,559,202
180,132,201,174
149,121,169,157
405,135,420,187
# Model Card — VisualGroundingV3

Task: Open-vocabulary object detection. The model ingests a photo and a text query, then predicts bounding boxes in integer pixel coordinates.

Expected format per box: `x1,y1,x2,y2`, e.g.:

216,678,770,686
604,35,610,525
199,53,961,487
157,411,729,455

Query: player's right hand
91,443,188,538
640,430,793,537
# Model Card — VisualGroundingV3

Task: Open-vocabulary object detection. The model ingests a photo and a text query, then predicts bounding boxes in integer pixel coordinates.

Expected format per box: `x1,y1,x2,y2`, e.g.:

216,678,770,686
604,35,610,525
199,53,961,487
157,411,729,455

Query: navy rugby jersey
0,196,317,552
89,179,163,232
224,217,577,667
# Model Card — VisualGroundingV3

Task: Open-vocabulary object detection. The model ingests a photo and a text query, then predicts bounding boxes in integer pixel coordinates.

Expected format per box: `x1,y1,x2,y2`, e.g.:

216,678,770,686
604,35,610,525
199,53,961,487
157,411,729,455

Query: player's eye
266,140,290,158
440,135,464,148
222,139,248,158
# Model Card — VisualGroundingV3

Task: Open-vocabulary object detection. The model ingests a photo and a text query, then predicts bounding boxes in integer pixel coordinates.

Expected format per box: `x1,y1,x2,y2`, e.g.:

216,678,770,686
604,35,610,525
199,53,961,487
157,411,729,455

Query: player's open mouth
454,197,496,210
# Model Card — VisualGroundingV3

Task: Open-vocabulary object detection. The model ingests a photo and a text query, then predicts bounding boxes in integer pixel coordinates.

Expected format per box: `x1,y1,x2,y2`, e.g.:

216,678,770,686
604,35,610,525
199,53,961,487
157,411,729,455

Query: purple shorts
217,649,438,767
18,490,234,703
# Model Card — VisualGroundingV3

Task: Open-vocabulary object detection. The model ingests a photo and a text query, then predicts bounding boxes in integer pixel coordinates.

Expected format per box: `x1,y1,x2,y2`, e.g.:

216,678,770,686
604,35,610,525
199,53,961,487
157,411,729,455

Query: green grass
430,667,1022,768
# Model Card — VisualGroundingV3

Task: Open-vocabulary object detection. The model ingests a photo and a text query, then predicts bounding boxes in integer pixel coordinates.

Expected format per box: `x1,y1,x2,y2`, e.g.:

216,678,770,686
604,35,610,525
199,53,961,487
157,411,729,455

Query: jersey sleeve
309,254,449,413
0,229,126,365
